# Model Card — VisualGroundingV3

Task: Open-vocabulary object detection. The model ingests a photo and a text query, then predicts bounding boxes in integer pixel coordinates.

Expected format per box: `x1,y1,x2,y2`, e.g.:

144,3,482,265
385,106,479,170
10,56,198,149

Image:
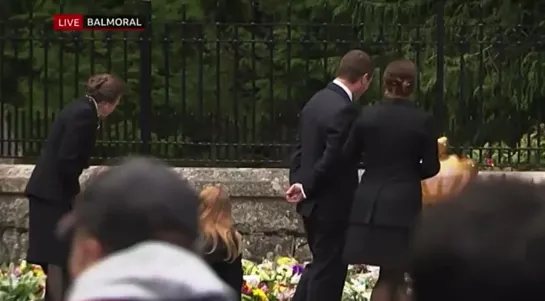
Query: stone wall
1,164,545,264
0,164,307,264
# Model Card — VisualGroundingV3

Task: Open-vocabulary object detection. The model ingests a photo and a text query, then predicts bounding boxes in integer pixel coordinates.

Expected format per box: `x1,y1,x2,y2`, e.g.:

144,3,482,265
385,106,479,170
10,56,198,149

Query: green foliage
2,0,545,167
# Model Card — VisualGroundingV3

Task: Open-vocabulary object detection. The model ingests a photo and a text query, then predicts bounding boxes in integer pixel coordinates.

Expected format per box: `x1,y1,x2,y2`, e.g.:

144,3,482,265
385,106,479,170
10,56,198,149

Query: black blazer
344,98,440,228
25,97,99,206
289,82,360,221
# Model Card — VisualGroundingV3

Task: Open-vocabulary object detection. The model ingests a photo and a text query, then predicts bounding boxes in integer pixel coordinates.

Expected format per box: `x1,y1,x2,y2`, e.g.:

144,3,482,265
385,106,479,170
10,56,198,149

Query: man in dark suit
286,50,373,301
25,73,125,301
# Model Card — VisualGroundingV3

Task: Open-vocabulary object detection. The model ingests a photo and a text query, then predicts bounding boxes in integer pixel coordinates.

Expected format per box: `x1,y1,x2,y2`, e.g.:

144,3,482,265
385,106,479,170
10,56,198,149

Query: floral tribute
242,257,378,301
4,258,378,301
0,260,46,301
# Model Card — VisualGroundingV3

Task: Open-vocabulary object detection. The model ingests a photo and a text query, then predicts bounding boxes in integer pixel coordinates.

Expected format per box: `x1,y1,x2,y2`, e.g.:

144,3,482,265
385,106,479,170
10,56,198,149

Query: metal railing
1,1,545,169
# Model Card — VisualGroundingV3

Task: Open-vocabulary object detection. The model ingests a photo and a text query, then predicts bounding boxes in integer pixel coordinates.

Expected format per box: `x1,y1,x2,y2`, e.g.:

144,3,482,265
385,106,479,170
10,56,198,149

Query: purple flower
292,265,304,275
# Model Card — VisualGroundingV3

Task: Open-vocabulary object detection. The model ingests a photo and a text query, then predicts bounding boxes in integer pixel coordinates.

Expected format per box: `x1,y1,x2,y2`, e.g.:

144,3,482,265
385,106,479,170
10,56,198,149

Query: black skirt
342,223,412,269
27,197,71,266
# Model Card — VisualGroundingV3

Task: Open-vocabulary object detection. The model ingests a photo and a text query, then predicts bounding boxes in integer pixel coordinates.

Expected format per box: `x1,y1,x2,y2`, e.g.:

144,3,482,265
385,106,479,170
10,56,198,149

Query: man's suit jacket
289,82,360,221
343,98,440,228
25,97,99,206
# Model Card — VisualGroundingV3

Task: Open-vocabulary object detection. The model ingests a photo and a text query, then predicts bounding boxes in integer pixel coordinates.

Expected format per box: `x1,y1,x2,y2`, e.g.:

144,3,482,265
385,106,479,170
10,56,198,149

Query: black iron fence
1,1,545,169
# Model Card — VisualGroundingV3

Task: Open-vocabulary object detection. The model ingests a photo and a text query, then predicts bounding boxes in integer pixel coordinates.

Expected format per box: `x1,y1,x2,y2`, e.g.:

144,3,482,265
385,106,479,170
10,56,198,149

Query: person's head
410,177,545,301
61,157,201,279
382,59,416,99
199,184,241,262
86,73,126,119
335,49,373,99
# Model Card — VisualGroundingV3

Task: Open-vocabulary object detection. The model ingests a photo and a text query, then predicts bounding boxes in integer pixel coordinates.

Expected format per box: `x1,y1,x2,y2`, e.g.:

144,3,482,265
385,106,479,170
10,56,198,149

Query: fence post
435,0,446,135
139,0,152,154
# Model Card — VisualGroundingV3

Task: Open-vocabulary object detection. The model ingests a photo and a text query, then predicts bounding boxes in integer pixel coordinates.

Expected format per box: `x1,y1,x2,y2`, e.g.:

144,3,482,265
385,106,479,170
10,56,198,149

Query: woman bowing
342,59,440,301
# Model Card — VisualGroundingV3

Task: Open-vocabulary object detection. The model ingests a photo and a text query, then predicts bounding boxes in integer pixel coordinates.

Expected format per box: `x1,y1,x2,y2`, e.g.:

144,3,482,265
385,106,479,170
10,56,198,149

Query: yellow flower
276,257,297,265
34,268,45,277
252,288,269,301
29,264,45,277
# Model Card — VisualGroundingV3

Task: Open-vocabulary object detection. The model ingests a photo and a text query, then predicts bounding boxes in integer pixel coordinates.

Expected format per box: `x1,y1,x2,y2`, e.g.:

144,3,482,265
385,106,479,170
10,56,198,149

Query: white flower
290,273,301,284
243,275,261,286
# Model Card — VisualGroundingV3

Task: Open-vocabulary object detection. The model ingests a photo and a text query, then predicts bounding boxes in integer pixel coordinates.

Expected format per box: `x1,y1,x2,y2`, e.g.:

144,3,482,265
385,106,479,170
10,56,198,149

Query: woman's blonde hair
199,184,242,262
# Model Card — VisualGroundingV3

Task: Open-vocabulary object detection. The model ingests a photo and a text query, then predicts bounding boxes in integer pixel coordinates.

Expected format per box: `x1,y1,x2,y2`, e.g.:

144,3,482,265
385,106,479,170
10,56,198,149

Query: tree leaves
2,0,545,165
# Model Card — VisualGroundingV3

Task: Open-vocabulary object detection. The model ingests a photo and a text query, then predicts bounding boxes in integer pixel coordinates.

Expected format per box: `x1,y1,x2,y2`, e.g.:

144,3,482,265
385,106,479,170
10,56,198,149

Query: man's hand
285,183,307,203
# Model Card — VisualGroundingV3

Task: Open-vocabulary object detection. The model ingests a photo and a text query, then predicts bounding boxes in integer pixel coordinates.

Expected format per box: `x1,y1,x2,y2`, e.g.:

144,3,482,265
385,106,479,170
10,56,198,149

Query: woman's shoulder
203,230,242,263
203,239,228,262
372,99,429,116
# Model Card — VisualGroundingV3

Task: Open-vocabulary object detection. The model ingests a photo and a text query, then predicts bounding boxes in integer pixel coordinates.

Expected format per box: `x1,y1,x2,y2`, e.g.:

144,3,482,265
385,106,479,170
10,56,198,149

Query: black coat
289,82,360,221
26,97,99,205
26,97,99,265
343,98,440,228
203,238,243,299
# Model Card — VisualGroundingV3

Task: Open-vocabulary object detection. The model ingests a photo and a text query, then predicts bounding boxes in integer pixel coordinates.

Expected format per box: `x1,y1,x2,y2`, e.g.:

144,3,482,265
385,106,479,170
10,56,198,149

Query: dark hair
336,49,373,83
86,73,126,104
410,177,545,301
65,157,200,254
382,59,416,98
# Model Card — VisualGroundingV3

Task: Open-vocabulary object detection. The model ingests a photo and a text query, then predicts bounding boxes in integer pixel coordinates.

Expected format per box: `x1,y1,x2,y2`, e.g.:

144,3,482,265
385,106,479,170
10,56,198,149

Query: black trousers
292,214,348,301
27,196,72,301
39,263,71,301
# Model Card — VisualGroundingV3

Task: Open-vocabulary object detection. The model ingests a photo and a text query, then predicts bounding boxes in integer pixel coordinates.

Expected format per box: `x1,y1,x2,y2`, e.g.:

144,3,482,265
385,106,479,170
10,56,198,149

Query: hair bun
86,74,108,92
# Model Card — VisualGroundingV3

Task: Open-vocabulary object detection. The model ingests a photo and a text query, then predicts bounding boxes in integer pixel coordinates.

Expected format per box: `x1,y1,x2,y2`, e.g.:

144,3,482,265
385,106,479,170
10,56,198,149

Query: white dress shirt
332,78,353,101
87,95,100,118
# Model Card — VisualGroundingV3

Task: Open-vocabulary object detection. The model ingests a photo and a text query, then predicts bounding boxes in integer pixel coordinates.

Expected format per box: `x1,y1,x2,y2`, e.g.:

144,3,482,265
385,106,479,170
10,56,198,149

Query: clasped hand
285,183,305,203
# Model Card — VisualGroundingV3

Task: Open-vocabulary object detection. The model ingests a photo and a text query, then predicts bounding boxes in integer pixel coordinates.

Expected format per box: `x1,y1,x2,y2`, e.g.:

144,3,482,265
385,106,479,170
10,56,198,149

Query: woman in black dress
199,184,243,298
341,59,440,301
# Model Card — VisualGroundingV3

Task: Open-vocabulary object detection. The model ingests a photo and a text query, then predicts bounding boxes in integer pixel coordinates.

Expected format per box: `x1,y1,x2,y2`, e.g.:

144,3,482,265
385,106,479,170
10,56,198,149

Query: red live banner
53,14,83,30
53,14,145,31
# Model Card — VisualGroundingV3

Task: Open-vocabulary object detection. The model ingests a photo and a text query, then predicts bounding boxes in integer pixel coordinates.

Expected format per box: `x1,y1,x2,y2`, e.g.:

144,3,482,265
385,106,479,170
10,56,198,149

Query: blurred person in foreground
25,73,124,301
410,177,545,301
341,59,440,301
59,157,236,301
199,185,243,297
286,49,373,301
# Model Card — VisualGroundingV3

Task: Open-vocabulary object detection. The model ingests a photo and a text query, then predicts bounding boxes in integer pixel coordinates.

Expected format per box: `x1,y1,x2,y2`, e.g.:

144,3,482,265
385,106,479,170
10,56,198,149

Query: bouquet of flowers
242,257,302,300
0,260,46,301
6,257,378,301
343,265,378,300
242,257,377,301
